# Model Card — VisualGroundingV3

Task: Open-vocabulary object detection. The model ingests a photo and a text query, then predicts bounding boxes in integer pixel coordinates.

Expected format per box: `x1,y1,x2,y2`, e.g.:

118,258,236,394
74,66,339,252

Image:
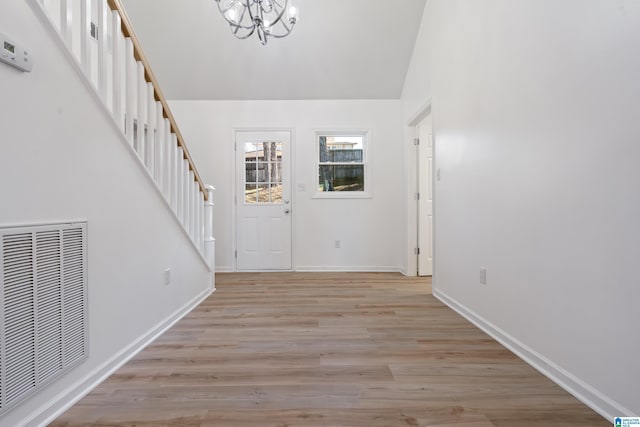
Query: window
244,141,283,204
315,131,370,198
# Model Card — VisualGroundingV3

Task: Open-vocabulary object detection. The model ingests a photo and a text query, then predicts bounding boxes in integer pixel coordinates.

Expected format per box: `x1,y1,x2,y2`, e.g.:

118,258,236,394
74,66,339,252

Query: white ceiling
120,0,426,100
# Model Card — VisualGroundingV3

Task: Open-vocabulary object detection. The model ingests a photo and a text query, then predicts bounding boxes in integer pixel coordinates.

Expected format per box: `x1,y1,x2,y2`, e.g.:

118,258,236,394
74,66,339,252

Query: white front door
417,114,433,276
235,131,292,270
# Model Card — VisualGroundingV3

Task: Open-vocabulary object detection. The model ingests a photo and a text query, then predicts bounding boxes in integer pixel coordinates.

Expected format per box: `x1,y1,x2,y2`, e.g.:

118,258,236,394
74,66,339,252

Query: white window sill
312,192,372,200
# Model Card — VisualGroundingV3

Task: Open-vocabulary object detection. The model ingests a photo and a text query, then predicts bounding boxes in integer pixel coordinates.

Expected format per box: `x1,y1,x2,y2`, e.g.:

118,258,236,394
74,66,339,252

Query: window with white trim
315,131,369,197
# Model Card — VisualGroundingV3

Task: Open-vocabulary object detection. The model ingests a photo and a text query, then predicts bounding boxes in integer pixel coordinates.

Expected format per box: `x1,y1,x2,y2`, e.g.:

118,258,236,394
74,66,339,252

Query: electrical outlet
479,267,487,285
164,268,171,286
335,240,341,249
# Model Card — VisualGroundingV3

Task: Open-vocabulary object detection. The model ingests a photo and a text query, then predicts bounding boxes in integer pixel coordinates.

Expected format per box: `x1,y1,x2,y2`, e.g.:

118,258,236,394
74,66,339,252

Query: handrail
106,0,207,200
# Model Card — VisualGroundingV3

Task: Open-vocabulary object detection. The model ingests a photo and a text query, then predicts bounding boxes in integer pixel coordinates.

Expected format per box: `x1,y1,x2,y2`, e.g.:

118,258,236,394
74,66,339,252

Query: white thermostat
0,32,33,72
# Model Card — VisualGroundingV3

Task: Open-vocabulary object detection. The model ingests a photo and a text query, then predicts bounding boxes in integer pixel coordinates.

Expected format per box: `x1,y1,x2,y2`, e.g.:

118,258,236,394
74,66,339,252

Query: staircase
33,0,215,268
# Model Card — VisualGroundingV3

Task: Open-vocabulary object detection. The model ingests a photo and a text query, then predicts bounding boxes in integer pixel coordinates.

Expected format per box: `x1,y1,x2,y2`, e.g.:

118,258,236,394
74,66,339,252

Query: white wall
402,0,640,418
0,2,212,426
169,100,405,272
401,1,431,121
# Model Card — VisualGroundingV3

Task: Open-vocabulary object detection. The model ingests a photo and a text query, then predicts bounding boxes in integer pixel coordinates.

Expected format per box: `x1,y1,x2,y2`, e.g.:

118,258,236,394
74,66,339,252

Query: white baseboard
295,266,404,273
217,266,404,273
433,288,633,421
24,286,214,427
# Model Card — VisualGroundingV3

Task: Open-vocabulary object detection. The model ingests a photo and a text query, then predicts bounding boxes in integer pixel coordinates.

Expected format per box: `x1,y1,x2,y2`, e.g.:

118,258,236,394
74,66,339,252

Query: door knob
284,209,290,214
284,199,290,205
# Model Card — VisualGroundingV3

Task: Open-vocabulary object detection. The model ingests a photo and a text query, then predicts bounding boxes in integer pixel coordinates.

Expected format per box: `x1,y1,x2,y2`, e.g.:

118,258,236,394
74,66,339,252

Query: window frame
313,129,372,199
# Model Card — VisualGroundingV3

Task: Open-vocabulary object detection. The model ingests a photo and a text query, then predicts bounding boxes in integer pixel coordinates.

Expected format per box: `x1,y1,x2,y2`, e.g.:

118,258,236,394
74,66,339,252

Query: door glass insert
244,141,283,204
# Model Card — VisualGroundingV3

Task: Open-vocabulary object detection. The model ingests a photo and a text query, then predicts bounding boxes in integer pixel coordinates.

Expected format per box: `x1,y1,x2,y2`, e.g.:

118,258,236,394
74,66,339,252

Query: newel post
204,185,216,271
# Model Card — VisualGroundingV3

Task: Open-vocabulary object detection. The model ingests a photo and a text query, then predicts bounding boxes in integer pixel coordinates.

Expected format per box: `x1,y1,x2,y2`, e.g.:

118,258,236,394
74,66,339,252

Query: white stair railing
33,0,215,269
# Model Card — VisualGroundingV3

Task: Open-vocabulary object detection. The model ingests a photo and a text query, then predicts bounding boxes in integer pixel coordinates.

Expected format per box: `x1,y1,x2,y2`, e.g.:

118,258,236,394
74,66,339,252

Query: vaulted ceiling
120,0,426,100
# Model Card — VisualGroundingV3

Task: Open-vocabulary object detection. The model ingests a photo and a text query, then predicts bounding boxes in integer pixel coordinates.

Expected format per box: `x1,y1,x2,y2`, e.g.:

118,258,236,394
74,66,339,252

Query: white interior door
417,114,433,276
236,131,292,270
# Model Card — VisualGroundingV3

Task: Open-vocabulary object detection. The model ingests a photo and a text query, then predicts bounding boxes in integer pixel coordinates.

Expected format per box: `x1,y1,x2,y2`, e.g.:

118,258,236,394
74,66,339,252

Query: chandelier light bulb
225,8,237,23
288,5,298,23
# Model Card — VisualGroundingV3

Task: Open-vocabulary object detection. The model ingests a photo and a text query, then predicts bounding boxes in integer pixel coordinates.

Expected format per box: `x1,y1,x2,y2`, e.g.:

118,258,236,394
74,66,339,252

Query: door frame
406,101,436,280
231,127,296,272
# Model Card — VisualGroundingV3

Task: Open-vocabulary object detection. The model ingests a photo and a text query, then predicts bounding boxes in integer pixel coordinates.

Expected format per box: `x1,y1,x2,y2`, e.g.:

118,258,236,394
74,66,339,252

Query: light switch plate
0,32,33,72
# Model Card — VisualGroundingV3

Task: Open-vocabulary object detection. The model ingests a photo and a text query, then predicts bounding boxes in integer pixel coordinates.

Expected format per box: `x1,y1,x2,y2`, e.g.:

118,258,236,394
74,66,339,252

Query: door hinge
414,138,420,146
234,250,237,258
234,142,237,151
416,192,420,200
415,248,420,255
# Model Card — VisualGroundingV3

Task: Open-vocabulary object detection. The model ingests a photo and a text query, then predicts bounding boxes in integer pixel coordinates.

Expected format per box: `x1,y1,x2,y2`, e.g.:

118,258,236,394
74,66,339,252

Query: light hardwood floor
51,272,607,426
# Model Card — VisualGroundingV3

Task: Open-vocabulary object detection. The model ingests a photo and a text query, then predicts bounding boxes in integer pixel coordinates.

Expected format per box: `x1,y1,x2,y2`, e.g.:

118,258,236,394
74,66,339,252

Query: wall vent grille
0,222,87,415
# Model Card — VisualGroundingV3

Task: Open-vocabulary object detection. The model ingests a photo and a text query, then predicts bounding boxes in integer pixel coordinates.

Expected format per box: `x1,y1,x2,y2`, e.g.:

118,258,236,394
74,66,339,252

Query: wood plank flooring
51,272,607,426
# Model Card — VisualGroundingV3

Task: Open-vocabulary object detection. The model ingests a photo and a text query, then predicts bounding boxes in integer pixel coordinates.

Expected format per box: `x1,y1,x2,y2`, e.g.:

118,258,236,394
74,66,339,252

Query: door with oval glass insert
235,131,292,270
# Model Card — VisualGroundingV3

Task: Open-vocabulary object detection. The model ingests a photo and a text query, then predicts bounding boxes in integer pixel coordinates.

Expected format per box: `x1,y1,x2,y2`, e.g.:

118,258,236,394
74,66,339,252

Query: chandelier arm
228,21,258,31
266,0,288,27
258,1,264,25
246,1,257,25
215,0,233,21
231,6,251,33
231,24,241,35
266,10,295,38
216,0,235,14
232,25,257,39
217,0,244,19
257,26,266,45
259,0,274,14
239,3,249,24
216,1,255,30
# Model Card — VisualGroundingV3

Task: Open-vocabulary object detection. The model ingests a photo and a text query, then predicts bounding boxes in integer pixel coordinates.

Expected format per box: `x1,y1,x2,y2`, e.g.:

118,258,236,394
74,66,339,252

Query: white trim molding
295,266,403,273
407,101,432,127
405,101,433,278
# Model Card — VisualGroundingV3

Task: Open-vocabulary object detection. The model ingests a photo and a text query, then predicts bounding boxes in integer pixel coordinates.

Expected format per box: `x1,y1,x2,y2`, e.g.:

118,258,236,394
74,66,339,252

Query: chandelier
214,0,299,45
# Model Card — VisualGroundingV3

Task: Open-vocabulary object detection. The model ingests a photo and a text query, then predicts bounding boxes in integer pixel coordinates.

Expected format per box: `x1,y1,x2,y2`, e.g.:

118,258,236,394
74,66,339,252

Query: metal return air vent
0,222,88,416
